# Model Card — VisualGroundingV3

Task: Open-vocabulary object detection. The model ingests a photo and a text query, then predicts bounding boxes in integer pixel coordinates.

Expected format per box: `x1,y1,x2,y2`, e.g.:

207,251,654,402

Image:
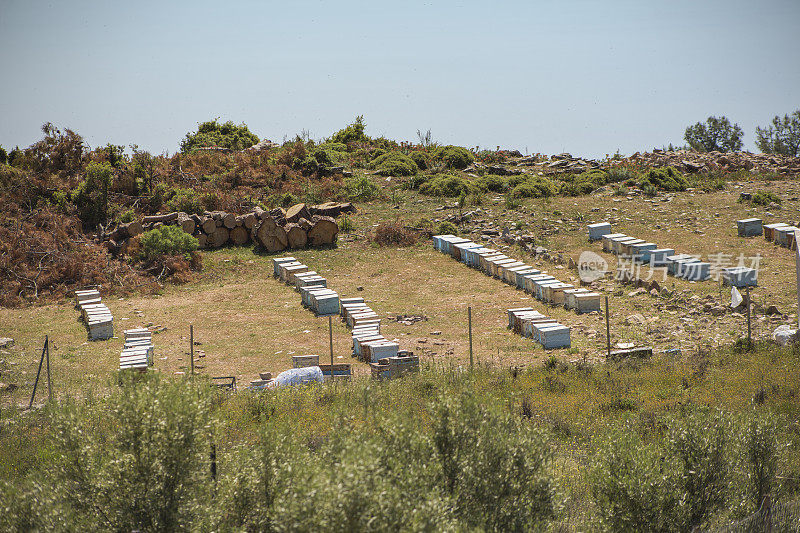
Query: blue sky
1,0,798,158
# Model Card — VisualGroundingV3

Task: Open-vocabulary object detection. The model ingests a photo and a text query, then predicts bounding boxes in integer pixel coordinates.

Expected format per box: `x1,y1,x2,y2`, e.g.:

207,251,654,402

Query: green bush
73,162,113,229
369,151,417,176
0,146,7,165
476,174,507,192
311,143,347,167
638,167,688,192
139,225,199,260
267,192,299,208
344,174,380,201
419,174,474,197
755,109,800,157
684,115,744,152
405,173,430,190
166,188,205,215
180,119,259,152
410,150,431,170
606,166,636,183
509,176,557,198
118,210,135,223
329,115,369,145
433,145,475,170
436,220,458,235
744,191,781,206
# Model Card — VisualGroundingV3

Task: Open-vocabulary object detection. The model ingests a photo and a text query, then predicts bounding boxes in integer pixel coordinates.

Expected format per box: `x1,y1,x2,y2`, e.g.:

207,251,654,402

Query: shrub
638,167,688,192
370,151,417,176
755,109,800,157
509,176,557,198
476,174,507,192
742,190,781,206
0,146,7,165
180,119,259,152
410,150,430,170
73,162,113,229
329,115,369,145
267,192,299,208
166,188,204,215
311,143,347,167
684,115,744,152
372,222,418,246
738,412,780,513
405,173,430,190
419,174,474,197
436,220,458,235
139,225,198,260
433,145,475,169
118,210,135,223
606,166,636,183
344,174,380,201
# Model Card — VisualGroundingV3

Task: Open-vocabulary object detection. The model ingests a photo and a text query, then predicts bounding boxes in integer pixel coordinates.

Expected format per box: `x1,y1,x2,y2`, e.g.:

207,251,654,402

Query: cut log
110,220,144,241
310,202,354,218
211,227,230,248
125,221,144,237
176,212,196,234
142,212,179,224
254,219,287,252
285,223,308,249
297,217,313,231
253,206,267,220
201,217,216,234
222,212,237,229
230,226,249,245
197,233,208,249
243,212,257,229
269,208,285,219
308,216,339,246
285,203,312,223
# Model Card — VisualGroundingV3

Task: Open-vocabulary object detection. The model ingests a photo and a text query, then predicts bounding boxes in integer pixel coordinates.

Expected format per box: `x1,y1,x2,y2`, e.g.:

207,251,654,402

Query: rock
628,288,647,297
766,305,781,316
648,280,661,293
773,325,798,346
0,338,13,349
625,313,647,326
650,289,659,297
710,306,726,316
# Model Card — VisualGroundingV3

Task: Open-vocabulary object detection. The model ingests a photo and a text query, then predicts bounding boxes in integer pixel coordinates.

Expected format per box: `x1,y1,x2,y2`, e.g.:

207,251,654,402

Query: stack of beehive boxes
507,307,571,349
119,327,153,370
75,289,114,340
273,257,340,316
432,235,602,313
599,230,709,281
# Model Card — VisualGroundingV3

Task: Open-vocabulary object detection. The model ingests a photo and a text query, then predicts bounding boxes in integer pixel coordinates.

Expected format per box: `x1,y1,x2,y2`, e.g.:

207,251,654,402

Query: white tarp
273,366,324,388
773,325,798,347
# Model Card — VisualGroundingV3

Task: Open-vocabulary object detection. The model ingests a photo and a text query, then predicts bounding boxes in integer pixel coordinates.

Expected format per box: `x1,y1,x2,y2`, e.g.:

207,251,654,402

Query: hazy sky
1,0,798,158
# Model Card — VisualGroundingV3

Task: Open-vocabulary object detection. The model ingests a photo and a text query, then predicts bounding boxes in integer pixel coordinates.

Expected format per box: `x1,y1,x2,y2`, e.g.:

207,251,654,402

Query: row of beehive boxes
738,218,799,250
273,256,340,316
75,289,113,341
340,294,415,371
507,307,571,349
120,327,154,371
432,234,602,313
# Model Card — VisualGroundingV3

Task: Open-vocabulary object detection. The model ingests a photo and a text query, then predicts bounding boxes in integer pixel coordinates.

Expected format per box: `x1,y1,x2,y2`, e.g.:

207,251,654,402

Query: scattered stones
0,338,13,349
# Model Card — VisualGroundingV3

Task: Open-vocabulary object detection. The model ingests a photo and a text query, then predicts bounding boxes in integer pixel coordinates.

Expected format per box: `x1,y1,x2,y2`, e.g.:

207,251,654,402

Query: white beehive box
272,257,296,277
539,324,571,349
293,354,320,368
613,237,640,256
775,226,799,248
648,248,675,267
302,287,334,307
500,262,526,283
764,223,790,242
350,312,380,328
277,261,301,281
452,241,481,261
342,304,371,322
283,264,309,284
354,334,384,357
574,292,602,313
493,259,521,279
619,238,645,256
666,254,697,275
722,267,758,287
74,289,101,307
119,347,149,370
515,269,541,289
602,233,627,253
544,283,574,306
523,318,558,339
673,257,701,278
588,222,612,242
485,255,510,276
296,275,326,289
479,252,505,274
507,307,534,329
683,261,710,281
563,288,591,310
366,341,399,363
440,236,471,255
535,279,562,301
629,242,657,262
737,218,763,237
313,293,340,316
525,274,555,295
339,297,365,315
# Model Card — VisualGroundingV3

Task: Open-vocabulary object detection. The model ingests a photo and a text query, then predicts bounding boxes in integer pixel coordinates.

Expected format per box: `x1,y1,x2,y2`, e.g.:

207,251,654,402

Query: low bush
433,145,475,170
73,161,113,229
436,220,458,235
410,150,431,170
638,167,688,192
745,191,781,206
181,119,259,152
139,225,198,260
419,174,474,197
476,174,507,192
311,143,347,168
166,188,205,215
370,151,417,176
372,221,418,246
509,176,557,198
345,174,380,201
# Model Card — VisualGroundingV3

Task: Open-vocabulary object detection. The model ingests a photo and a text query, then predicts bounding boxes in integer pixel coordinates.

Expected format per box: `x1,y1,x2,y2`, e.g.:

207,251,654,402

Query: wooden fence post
468,307,473,369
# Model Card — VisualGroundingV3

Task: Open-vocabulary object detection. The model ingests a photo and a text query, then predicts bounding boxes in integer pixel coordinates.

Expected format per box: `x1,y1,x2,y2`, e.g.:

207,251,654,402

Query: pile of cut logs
103,202,353,255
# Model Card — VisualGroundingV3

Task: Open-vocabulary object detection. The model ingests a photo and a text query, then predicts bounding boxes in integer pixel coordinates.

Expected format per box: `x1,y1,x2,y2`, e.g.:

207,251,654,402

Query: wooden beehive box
602,233,627,253
620,238,645,256
764,223,789,242
301,286,332,307
681,261,710,281
292,354,320,368
614,237,640,256
354,334,385,358
563,288,591,309
339,297,365,315
494,259,521,280
574,292,602,313
722,266,758,287
538,324,571,349
524,318,557,339
525,274,555,295
313,294,340,316
507,307,534,329
387,355,419,378
536,279,562,301
452,241,480,261
546,283,574,306
648,248,675,267
588,222,612,242
284,264,309,284
775,226,799,248
366,341,399,363
737,218,763,237
74,289,101,308
666,254,697,275
630,242,657,263
479,252,505,274
272,257,296,277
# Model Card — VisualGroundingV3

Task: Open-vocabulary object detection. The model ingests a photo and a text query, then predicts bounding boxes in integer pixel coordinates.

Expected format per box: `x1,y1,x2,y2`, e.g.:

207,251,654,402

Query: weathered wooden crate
493,258,520,279
630,242,657,263
737,218,763,237
602,233,627,253
387,355,419,379
479,253,506,274
339,297,365,315
301,286,333,307
563,288,591,310
620,238,645,256
272,257,296,277
538,324,571,349
319,363,352,380
313,294,340,316
515,269,540,289
525,274,556,295
277,261,302,281
364,340,399,363
574,292,602,313
648,248,675,267
523,318,557,339
292,354,320,368
499,262,525,283
283,264,309,284
353,334,384,358
722,266,758,287
484,255,510,276
296,275,326,289
531,321,561,342
88,319,114,341
681,261,710,281
666,254,698,275
775,226,799,248
437,236,471,255
588,222,612,242
614,237,641,256
764,223,790,242
452,241,481,261
544,283,574,306
507,307,534,329
350,313,380,328
74,289,101,308
119,347,149,370
535,279,563,301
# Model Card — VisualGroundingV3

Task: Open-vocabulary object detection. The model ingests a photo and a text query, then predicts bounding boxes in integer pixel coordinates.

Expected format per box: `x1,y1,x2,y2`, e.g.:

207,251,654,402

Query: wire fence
711,499,800,533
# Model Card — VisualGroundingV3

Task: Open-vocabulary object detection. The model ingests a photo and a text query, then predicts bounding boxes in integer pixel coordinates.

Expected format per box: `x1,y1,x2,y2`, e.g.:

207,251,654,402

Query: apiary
722,266,758,287
573,292,602,313
629,242,657,263
764,223,790,242
588,222,612,242
292,354,320,368
515,269,541,289
272,257,296,277
602,233,627,253
737,218,763,237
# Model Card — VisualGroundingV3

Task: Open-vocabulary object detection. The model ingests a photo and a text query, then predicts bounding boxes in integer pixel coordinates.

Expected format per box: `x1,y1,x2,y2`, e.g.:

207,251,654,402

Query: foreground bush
139,225,198,260
419,174,474,197
510,176,557,198
638,167,688,192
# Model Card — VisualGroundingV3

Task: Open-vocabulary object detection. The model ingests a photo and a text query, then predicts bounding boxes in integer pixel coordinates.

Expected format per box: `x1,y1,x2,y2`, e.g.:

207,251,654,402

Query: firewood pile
103,202,354,256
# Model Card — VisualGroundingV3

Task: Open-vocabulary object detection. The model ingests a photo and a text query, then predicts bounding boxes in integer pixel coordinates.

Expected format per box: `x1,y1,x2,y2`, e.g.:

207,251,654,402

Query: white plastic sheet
273,366,324,387
773,325,798,347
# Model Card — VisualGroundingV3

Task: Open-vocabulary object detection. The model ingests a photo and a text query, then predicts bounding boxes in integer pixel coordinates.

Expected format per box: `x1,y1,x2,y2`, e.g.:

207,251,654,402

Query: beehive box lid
588,222,612,229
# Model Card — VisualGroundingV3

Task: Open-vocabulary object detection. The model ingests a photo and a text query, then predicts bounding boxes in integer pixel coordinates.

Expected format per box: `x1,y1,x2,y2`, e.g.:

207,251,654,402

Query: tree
330,115,369,145
180,119,259,152
0,146,7,165
684,116,744,152
755,109,800,157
